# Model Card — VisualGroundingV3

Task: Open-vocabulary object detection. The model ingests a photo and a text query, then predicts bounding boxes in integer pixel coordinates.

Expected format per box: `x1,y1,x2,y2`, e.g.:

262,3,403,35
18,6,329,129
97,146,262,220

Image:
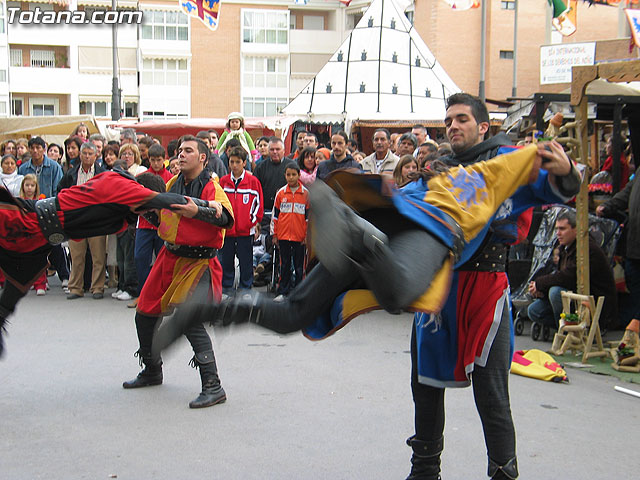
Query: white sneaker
221,293,230,301
63,287,70,294
61,279,69,288
111,289,123,299
36,289,46,296
274,294,286,302
117,291,133,301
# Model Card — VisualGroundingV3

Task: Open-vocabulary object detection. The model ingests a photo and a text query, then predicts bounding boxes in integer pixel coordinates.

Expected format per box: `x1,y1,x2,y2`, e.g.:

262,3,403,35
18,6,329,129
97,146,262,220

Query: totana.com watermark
7,7,143,25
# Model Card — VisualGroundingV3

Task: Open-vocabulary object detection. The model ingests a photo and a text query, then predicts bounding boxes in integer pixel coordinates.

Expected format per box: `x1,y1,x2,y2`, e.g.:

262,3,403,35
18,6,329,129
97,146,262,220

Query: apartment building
413,0,635,100
189,0,357,118
0,0,191,120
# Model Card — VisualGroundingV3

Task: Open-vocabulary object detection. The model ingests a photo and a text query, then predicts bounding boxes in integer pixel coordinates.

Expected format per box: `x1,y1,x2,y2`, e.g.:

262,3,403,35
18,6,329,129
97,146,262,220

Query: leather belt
164,242,218,259
35,197,68,245
459,243,507,272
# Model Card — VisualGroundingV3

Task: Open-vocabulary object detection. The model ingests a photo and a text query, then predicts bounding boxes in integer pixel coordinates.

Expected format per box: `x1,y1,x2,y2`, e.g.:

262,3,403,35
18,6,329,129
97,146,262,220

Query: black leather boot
309,181,388,277
220,262,360,334
488,457,518,480
189,350,226,409
406,435,443,480
122,350,163,388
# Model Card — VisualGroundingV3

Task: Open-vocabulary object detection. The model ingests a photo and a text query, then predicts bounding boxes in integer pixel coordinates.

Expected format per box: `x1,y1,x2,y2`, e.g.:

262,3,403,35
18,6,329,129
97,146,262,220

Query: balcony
289,29,344,55
9,66,74,95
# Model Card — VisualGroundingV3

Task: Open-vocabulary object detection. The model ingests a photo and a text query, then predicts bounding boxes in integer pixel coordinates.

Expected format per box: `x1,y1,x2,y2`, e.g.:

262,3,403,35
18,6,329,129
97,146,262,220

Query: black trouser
49,244,70,281
136,271,214,357
0,281,26,319
410,300,516,468
277,240,305,296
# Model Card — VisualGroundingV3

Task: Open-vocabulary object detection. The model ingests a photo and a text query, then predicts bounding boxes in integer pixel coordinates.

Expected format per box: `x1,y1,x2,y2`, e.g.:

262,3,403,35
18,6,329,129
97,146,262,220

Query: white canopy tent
282,0,461,131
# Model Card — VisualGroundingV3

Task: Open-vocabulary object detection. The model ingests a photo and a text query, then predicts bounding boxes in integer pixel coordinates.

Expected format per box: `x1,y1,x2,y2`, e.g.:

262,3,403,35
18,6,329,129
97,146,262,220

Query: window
11,98,23,116
243,56,287,89
501,1,515,10
29,2,53,12
499,50,514,60
242,96,288,117
0,70,6,82
243,10,288,45
124,101,138,118
10,49,23,67
32,103,55,116
141,58,188,86
141,10,188,41
303,15,324,30
0,102,6,116
30,50,56,68
80,101,109,117
347,12,363,29
0,2,5,34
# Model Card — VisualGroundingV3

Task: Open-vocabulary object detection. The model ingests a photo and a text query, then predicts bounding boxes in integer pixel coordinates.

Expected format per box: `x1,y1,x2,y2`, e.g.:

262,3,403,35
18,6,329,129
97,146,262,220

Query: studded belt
164,242,218,259
458,243,507,272
35,197,68,245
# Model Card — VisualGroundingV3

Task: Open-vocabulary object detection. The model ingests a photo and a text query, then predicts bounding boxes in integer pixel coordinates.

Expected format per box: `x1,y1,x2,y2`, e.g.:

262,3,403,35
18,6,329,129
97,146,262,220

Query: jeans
527,286,567,328
117,230,138,296
134,228,164,295
48,244,69,281
219,235,254,291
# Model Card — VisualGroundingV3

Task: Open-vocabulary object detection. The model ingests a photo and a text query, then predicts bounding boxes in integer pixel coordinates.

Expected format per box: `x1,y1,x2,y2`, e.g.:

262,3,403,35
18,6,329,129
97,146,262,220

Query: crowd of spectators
2,114,636,332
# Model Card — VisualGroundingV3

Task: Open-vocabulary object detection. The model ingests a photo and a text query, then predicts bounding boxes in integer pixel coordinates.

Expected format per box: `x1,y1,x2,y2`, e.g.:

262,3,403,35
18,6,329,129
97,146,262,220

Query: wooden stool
550,291,609,363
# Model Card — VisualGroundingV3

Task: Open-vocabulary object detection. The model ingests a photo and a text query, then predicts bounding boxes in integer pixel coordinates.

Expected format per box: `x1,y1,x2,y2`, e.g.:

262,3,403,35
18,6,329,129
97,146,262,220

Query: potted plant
560,312,580,325
616,343,635,362
55,52,68,69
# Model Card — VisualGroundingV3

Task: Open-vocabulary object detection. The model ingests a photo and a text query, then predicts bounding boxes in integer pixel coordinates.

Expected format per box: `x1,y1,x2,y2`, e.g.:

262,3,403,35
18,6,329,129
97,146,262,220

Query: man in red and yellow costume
123,135,234,409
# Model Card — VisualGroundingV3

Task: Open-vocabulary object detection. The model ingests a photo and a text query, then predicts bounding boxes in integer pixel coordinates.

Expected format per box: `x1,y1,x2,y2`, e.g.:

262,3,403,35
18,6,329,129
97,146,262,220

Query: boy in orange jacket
219,146,264,295
272,163,309,300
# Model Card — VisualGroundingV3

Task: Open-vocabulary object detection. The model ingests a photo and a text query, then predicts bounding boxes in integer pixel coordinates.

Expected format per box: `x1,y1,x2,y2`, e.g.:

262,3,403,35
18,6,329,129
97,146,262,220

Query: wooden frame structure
571,60,640,297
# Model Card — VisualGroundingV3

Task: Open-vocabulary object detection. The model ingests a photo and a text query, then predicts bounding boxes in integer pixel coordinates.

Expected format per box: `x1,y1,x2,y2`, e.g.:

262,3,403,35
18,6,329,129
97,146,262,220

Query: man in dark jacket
528,209,617,329
316,131,362,181
253,137,295,228
597,175,640,325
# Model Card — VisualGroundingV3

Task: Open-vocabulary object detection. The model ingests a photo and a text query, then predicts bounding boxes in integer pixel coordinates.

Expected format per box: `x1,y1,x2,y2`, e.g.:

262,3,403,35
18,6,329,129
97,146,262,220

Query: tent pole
409,32,413,113
377,0,385,113
308,77,316,114
343,33,353,114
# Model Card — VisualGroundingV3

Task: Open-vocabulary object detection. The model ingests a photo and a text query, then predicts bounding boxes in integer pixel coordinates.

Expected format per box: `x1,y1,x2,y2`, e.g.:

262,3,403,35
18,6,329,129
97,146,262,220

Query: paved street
1,280,638,479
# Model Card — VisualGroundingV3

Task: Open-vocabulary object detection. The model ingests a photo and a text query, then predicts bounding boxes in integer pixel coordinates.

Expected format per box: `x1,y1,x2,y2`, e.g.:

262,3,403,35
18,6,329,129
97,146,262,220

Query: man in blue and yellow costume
154,94,580,477
123,135,234,409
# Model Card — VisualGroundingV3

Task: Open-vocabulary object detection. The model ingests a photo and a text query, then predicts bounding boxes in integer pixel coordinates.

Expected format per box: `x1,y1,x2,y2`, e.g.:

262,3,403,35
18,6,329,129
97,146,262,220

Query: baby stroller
510,205,621,340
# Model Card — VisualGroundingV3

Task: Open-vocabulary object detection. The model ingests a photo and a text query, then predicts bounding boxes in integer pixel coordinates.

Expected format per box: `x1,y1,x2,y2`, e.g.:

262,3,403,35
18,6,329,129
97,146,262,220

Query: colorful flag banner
626,8,640,48
443,0,480,8
549,0,577,36
180,0,221,31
